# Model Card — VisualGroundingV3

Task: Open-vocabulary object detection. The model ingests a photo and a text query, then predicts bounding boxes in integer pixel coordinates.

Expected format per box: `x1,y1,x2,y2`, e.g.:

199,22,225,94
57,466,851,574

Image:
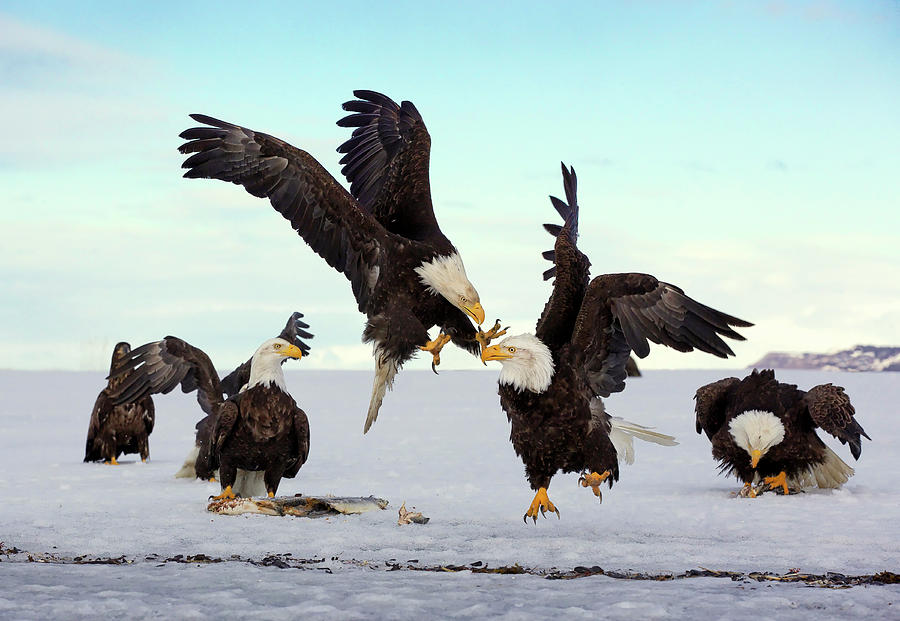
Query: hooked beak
463,301,485,326
750,449,762,469
481,344,513,364
279,344,304,360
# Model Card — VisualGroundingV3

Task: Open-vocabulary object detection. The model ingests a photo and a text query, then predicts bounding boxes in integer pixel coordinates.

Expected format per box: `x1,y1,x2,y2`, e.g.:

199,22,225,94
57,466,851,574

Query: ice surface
1,369,898,618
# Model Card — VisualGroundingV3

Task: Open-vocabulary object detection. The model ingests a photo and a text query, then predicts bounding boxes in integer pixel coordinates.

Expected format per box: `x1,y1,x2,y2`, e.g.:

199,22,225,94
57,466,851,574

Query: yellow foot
763,471,791,495
419,333,452,373
524,487,559,523
141,458,147,463
267,491,275,498
578,470,611,502
211,485,236,501
208,477,217,483
476,320,509,359
104,457,119,466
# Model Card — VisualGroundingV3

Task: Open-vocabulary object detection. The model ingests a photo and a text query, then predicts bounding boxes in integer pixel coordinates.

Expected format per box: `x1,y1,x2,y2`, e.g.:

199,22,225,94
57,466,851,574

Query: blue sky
1,0,897,371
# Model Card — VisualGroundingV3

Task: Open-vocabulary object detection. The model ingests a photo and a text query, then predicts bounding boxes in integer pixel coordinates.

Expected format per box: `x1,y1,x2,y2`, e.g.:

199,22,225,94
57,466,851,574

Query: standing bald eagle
85,342,155,464
694,369,870,496
174,312,312,487
110,334,309,499
178,90,487,433
480,163,751,521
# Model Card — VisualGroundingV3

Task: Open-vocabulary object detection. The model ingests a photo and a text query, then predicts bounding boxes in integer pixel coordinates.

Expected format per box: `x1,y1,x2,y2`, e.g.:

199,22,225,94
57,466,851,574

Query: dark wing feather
212,400,240,456
571,273,751,397
284,407,311,478
179,115,390,310
336,91,445,242
534,163,591,353
694,377,740,438
84,392,108,461
803,384,871,460
107,337,223,415
220,312,314,398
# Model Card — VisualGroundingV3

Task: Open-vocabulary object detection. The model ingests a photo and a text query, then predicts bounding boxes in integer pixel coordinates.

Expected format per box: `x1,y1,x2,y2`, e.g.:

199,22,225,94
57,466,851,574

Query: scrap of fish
208,494,389,517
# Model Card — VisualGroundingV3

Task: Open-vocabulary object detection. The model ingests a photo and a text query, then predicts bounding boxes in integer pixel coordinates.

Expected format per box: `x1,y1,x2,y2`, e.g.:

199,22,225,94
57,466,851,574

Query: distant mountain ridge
751,345,900,372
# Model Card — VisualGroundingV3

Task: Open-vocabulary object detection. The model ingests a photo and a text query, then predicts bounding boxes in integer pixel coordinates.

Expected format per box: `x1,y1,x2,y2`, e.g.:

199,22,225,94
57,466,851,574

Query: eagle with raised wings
178,91,490,434
480,163,752,521
695,368,869,496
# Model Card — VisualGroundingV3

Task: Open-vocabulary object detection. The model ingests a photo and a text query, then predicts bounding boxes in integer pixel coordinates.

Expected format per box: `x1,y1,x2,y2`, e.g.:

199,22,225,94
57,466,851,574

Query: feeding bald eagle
480,163,751,521
109,320,311,499
84,342,155,465
178,90,487,433
694,369,870,496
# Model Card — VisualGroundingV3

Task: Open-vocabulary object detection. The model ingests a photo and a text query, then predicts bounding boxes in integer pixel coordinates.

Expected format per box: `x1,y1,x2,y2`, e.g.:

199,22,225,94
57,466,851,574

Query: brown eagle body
109,317,311,498
500,346,619,492
694,369,870,493
177,90,486,433
482,164,751,520
84,342,155,464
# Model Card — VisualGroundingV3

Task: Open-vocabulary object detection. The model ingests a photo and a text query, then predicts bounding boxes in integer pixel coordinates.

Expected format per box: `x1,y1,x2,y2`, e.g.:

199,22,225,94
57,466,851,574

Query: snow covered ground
1,368,898,618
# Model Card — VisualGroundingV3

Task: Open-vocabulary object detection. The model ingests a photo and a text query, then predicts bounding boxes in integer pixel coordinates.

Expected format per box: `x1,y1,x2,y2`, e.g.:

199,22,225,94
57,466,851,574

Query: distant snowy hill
751,345,900,372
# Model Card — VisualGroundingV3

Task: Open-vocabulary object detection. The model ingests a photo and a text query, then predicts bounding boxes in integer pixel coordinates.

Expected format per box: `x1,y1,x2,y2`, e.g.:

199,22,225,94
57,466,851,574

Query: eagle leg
476,320,509,355
419,333,452,374
763,471,791,495
578,470,611,502
104,457,119,466
211,485,236,501
524,487,560,523
738,481,754,497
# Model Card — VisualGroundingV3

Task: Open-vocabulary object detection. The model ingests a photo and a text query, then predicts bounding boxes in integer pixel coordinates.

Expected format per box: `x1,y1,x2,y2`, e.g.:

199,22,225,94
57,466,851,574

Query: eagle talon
420,333,452,372
579,470,610,502
524,487,559,523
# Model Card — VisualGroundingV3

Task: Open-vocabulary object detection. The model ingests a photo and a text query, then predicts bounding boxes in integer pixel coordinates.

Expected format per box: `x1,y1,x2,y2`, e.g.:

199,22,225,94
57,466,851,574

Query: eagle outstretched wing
804,383,871,460
107,337,224,416
220,312,314,398
534,163,591,354
694,377,740,438
336,90,446,244
179,114,393,311
571,273,752,397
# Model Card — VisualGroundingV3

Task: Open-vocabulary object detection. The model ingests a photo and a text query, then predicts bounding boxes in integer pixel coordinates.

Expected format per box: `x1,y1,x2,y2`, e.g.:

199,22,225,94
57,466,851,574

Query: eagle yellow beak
481,344,513,363
750,449,762,469
279,344,304,360
463,301,485,326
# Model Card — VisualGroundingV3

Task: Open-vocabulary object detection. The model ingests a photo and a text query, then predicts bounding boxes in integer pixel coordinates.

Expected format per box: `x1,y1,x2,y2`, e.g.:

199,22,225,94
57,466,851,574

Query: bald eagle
84,342,155,465
110,331,309,499
694,369,870,496
174,312,312,489
480,163,751,521
178,90,487,433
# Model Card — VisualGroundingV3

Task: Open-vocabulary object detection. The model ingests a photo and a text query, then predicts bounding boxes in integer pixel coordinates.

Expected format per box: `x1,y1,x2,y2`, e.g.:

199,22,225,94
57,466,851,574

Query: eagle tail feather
364,350,399,434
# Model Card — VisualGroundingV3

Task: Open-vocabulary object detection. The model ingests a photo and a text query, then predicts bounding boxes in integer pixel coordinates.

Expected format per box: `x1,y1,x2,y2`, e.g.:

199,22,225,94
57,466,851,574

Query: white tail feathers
233,469,267,498
175,444,200,478
364,350,399,434
790,445,854,489
609,417,679,465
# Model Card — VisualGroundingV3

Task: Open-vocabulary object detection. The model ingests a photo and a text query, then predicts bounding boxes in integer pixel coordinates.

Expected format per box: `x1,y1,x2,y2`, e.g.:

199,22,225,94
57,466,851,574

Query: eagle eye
508,346,517,353
274,343,282,350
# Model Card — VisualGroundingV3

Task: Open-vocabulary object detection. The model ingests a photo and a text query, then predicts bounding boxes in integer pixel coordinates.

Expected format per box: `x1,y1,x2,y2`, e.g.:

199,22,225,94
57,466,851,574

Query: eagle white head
247,337,303,391
415,252,485,325
481,333,555,394
728,409,786,468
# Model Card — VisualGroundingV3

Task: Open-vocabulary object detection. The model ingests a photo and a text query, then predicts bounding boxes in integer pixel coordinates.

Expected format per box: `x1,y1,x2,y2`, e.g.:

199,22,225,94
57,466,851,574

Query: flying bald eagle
480,163,751,521
110,329,310,499
694,369,870,496
178,90,487,433
84,342,155,465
